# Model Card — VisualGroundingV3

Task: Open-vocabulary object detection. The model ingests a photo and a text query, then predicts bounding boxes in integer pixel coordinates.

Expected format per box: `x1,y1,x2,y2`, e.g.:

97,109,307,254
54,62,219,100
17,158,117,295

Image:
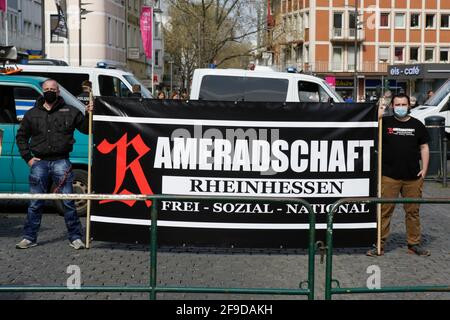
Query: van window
200,75,245,101
0,85,19,123
20,72,89,96
99,75,131,97
199,75,288,102
123,75,153,98
298,81,331,103
244,77,289,102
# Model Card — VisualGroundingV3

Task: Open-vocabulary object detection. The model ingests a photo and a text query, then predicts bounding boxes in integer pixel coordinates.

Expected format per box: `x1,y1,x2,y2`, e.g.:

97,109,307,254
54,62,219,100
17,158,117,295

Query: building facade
44,0,163,90
270,0,450,101
0,0,43,55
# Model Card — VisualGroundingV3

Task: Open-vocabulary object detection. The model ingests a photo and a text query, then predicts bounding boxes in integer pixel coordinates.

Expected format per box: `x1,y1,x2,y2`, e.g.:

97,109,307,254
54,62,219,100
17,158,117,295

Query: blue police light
97,62,107,68
286,66,297,73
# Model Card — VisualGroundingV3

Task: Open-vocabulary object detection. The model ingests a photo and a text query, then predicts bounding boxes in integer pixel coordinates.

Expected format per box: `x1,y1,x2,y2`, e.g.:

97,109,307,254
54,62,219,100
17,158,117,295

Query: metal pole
149,199,158,300
151,7,154,95
353,0,358,101
78,0,81,66
41,0,45,57
443,134,448,188
377,117,383,255
85,88,94,249
5,0,8,46
170,61,173,95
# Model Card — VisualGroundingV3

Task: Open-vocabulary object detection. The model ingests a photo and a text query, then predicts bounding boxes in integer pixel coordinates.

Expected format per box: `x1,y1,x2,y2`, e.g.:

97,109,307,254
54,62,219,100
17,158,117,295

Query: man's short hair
132,84,141,92
81,80,92,88
391,93,410,107
42,79,59,89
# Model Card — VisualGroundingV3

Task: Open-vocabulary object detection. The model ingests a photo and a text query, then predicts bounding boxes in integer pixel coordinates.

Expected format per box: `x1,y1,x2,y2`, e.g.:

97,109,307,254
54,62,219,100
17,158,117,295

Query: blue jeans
23,159,83,243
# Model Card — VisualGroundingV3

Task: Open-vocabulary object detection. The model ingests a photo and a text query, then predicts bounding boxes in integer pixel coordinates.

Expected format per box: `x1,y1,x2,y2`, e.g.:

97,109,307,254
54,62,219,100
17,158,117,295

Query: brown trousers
380,175,424,247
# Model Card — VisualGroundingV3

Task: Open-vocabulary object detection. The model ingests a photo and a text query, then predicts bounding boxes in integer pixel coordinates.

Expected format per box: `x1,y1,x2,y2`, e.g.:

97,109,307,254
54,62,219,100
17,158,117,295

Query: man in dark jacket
15,79,93,250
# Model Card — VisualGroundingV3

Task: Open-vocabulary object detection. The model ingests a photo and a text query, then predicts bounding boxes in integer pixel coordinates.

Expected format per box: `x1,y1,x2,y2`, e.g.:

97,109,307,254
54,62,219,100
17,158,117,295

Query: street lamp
79,2,93,66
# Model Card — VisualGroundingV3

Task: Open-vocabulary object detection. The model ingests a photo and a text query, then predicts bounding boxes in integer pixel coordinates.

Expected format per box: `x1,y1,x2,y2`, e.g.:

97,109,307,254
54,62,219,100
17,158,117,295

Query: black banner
91,98,379,248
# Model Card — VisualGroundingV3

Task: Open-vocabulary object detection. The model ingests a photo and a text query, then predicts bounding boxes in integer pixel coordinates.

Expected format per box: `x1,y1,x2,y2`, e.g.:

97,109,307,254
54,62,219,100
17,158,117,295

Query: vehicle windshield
322,80,344,102
41,81,87,114
424,79,450,106
124,75,154,98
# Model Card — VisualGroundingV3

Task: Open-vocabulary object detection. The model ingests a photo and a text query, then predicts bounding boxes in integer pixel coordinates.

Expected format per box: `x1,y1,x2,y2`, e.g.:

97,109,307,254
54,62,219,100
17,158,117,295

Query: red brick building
269,0,450,101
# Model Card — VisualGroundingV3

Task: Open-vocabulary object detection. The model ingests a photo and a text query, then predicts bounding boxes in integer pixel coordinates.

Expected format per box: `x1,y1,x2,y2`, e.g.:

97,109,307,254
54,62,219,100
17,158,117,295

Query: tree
164,0,264,90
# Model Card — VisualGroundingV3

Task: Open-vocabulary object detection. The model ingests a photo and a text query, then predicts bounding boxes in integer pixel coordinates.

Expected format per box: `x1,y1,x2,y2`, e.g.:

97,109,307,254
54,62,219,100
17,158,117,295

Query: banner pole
86,89,94,249
377,115,383,255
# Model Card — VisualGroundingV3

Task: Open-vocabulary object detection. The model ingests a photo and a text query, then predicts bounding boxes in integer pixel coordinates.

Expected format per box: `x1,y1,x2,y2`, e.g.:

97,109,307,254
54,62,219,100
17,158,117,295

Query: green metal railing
0,193,317,300
324,197,450,300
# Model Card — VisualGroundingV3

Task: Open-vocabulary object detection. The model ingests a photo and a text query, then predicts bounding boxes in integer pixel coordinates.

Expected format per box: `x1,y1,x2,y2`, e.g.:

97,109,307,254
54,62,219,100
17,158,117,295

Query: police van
189,68,344,103
16,64,153,102
410,79,450,138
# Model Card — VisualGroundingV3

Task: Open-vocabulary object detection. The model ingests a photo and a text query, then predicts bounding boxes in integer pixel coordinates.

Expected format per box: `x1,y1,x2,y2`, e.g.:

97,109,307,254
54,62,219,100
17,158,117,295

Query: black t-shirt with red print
382,116,430,180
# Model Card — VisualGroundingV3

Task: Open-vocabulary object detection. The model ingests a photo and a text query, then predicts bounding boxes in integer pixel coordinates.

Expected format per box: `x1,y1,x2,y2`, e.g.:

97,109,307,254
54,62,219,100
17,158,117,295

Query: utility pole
79,0,82,66
79,2,92,66
353,0,358,102
5,0,8,46
41,0,45,57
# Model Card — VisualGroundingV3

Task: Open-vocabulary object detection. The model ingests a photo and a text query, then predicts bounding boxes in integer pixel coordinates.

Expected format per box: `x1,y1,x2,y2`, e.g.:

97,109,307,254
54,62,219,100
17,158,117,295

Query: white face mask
394,106,408,118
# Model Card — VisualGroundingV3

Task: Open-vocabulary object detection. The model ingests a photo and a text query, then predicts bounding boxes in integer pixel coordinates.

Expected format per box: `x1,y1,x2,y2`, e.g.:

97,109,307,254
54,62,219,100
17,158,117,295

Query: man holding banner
367,93,430,257
15,79,93,250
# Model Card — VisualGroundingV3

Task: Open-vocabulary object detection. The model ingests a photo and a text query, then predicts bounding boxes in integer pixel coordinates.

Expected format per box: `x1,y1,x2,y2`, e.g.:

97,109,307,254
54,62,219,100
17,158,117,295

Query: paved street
0,179,449,300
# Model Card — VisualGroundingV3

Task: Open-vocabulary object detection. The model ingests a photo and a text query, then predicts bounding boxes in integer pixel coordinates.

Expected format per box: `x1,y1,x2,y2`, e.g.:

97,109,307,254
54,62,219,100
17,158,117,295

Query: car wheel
53,169,88,217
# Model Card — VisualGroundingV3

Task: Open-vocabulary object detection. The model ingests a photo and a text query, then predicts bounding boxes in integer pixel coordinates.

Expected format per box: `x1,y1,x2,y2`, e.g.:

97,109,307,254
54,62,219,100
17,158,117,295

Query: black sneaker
407,244,430,256
366,246,384,257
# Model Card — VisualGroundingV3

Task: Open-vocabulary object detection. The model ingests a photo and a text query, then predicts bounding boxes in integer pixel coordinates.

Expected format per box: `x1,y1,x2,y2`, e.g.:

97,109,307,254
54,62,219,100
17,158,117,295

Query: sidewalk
0,181,449,300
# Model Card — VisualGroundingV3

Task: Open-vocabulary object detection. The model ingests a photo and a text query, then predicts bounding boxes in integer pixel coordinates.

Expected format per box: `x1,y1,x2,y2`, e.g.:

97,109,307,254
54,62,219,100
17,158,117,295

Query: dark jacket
16,96,89,163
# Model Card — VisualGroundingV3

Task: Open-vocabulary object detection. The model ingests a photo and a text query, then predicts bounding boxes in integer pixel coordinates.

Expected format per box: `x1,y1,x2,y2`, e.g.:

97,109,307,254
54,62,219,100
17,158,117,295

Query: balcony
331,28,365,42
303,61,389,74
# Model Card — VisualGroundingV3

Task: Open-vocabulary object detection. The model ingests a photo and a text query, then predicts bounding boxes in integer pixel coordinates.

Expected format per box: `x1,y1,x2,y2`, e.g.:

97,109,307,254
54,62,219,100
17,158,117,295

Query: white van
189,68,344,103
410,79,450,137
16,64,153,99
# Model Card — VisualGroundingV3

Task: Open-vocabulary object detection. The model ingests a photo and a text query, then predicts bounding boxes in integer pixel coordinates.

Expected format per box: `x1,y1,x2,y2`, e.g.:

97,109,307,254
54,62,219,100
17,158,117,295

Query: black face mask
43,91,58,104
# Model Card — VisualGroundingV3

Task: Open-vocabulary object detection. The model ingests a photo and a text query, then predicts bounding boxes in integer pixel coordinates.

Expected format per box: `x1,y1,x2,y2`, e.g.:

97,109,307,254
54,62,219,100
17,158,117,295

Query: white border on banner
90,216,376,230
93,115,378,128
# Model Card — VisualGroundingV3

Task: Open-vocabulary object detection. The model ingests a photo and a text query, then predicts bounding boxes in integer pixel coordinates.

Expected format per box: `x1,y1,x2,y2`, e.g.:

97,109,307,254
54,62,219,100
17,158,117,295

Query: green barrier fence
325,197,450,300
0,193,317,300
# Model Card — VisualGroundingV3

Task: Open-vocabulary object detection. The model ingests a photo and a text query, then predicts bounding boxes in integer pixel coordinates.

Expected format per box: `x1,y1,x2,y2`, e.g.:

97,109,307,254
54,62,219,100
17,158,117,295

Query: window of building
441,14,450,28
155,50,160,66
349,12,356,29
380,13,390,27
50,14,63,43
425,48,434,62
410,47,419,62
332,47,343,70
440,48,449,62
107,17,112,46
304,12,309,28
348,46,356,71
395,13,405,28
333,12,343,37
411,13,420,28
394,47,404,62
426,14,436,28
154,22,160,39
304,45,309,63
379,46,390,62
